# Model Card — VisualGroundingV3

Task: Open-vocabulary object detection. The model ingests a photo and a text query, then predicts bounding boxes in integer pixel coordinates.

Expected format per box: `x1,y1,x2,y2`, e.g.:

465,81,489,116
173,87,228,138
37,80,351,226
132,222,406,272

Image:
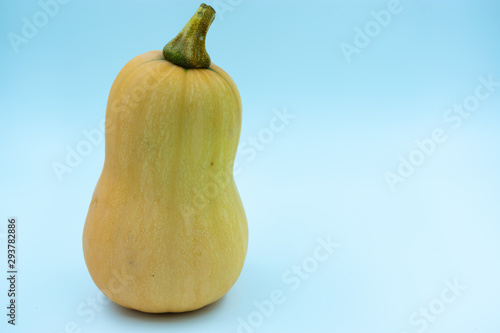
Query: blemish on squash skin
210,161,214,166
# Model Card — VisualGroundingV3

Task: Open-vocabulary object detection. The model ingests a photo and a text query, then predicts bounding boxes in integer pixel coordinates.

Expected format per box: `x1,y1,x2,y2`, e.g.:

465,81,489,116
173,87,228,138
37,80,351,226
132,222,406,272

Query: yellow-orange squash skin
82,50,248,313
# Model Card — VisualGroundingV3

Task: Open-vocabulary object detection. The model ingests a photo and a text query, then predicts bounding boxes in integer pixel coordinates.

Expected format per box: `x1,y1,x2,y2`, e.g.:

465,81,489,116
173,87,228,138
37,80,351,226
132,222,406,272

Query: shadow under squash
111,295,226,322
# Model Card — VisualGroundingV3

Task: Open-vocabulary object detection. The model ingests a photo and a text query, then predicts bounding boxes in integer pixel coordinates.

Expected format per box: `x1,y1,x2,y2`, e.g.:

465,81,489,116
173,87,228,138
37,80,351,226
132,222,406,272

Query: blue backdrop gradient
1,0,500,332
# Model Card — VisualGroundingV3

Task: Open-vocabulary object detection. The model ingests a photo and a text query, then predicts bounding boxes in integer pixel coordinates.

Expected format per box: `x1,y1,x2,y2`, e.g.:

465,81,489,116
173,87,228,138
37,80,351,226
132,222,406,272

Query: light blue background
1,0,500,332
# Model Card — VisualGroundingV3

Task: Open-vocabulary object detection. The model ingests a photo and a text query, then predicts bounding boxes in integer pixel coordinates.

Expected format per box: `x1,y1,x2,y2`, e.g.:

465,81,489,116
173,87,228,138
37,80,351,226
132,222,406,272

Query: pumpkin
82,3,248,313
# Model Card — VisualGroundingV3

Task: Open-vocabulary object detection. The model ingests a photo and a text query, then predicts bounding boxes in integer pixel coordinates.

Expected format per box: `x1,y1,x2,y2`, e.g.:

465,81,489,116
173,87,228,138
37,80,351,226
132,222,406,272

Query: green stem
163,4,216,69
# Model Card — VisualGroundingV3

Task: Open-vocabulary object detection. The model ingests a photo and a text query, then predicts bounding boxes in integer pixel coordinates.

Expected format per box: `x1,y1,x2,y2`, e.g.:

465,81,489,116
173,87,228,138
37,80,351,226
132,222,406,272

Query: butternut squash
82,4,248,313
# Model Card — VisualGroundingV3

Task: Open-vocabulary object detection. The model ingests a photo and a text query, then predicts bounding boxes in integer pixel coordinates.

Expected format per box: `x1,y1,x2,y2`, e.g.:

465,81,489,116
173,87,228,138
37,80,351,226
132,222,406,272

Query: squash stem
163,4,215,69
